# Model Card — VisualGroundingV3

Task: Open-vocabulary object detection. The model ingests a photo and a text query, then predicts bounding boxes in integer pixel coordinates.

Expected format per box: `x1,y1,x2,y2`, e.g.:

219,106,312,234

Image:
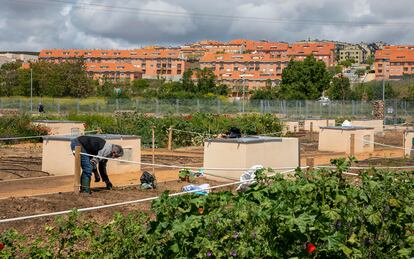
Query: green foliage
339,59,355,68
0,115,49,141
327,76,352,100
353,81,398,100
27,113,281,147
250,88,279,100
0,60,95,98
3,161,414,258
355,68,366,77
279,55,332,100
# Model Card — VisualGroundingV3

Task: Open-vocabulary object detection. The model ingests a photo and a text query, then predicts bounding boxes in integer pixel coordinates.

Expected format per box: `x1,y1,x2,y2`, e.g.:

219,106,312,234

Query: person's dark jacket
77,136,106,155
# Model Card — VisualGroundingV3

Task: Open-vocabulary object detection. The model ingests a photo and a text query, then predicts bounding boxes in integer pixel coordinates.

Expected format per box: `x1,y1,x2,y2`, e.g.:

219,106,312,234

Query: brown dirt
0,178,225,239
0,129,410,239
0,143,46,180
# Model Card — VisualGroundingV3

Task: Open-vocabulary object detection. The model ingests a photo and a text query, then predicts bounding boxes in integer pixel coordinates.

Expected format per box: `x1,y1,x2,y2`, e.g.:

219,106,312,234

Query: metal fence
0,97,411,122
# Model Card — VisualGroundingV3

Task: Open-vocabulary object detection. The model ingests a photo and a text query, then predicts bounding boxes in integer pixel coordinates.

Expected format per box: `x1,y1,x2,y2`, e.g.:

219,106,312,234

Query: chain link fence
0,97,412,122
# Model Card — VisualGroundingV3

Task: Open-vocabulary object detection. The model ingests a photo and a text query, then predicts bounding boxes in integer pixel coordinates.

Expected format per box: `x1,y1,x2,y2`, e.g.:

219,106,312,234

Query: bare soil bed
0,143,46,180
0,178,226,238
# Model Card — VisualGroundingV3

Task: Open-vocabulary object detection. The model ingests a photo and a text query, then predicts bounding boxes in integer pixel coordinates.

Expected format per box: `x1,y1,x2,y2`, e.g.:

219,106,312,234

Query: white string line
79,152,304,171
171,128,211,136
0,130,99,141
0,169,295,224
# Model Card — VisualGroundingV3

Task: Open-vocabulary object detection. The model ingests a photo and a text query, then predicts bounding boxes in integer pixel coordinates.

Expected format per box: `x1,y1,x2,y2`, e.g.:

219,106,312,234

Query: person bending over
70,135,124,194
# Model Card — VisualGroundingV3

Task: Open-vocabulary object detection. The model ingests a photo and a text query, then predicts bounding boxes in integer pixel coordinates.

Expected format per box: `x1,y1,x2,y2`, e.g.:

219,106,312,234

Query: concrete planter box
42,134,141,176
318,126,374,154
351,119,383,133
282,121,300,133
304,119,335,132
203,136,299,181
32,120,85,136
404,130,414,156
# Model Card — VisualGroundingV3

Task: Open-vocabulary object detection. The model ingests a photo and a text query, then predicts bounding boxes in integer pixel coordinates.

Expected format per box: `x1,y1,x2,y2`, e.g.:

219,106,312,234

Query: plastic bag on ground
182,183,210,195
236,165,264,192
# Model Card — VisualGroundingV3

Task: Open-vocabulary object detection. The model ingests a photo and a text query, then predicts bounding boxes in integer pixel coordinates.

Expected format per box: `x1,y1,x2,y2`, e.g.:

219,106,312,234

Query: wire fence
0,97,412,122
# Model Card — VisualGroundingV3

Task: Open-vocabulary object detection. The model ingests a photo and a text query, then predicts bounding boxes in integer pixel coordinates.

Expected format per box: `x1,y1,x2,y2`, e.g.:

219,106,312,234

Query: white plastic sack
236,165,264,192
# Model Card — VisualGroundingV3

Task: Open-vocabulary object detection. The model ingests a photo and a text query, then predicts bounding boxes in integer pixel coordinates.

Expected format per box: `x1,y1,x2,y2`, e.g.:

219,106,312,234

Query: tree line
0,59,228,99
250,55,401,101
1,55,411,100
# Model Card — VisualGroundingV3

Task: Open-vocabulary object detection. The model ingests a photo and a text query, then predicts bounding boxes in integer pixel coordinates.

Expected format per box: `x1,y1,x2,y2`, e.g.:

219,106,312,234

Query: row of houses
33,39,414,92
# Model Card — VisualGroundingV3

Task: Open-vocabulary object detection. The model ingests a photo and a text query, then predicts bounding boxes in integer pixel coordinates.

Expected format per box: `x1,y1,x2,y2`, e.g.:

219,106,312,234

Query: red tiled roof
375,47,414,62
287,42,335,56
39,49,181,59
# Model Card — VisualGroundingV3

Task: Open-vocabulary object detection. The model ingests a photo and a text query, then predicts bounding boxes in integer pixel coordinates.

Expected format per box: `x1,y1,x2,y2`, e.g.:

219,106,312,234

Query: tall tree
279,55,332,100
327,76,352,100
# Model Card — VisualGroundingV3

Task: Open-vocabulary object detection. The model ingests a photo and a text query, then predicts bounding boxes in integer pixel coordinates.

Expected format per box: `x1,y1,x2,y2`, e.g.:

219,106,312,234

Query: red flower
0,242,5,250
307,243,316,254
198,208,204,215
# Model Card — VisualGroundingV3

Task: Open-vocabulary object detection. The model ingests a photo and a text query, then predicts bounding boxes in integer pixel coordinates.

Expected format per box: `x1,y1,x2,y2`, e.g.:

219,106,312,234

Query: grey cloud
0,0,414,51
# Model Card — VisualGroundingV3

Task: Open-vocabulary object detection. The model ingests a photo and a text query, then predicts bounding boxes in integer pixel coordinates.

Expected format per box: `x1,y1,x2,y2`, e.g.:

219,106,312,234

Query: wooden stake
167,127,173,151
306,157,314,171
350,134,355,157
310,122,313,141
403,131,407,158
74,145,81,193
151,126,155,175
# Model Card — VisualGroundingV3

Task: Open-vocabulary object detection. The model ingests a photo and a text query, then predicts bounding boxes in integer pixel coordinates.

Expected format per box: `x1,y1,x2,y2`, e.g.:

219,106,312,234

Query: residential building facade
39,49,186,81
375,45,414,79
287,42,336,67
339,45,366,65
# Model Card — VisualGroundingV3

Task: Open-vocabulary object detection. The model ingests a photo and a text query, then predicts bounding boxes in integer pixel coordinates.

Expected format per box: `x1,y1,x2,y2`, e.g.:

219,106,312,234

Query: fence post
74,145,81,193
96,100,99,112
403,131,406,158
350,134,355,157
19,99,22,111
305,100,308,118
76,99,80,114
135,99,139,112
57,99,61,114
260,100,264,114
309,122,313,141
217,99,221,114
151,126,156,174
176,99,180,114
306,157,314,172
116,99,119,110
168,127,173,151
197,99,200,112
155,99,159,116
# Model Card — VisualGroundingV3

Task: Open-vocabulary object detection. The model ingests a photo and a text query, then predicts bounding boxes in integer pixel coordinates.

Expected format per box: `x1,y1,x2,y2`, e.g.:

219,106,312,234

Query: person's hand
90,159,97,166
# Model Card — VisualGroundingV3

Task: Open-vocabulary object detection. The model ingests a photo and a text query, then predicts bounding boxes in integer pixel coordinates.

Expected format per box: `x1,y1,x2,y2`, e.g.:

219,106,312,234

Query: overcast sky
1,0,414,51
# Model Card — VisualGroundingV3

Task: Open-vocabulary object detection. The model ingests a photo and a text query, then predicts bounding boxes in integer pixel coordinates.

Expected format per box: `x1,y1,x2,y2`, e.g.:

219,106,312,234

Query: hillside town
2,39,412,95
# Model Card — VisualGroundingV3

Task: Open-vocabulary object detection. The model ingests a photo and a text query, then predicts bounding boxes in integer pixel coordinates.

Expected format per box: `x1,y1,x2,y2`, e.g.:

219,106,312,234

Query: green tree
131,79,150,96
0,62,22,96
339,59,355,68
326,76,352,100
366,55,374,66
355,68,366,77
279,55,332,100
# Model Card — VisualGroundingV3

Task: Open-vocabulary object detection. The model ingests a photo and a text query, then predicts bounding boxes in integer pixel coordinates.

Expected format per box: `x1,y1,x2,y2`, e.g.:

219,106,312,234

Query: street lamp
30,68,33,112
240,68,248,113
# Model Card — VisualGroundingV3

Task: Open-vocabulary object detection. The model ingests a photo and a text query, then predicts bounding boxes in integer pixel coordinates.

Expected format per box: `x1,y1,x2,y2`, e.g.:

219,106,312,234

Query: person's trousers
70,138,92,178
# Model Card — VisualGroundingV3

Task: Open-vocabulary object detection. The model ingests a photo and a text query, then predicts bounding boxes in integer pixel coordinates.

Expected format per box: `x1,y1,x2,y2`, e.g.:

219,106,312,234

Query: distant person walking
38,102,45,113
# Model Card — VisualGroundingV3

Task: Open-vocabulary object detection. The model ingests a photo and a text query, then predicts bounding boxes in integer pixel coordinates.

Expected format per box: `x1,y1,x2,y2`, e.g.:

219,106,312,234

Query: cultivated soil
0,129,411,239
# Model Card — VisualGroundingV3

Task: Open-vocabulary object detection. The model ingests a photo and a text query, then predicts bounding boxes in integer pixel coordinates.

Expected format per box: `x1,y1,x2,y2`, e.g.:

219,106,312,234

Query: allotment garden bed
1,159,414,258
